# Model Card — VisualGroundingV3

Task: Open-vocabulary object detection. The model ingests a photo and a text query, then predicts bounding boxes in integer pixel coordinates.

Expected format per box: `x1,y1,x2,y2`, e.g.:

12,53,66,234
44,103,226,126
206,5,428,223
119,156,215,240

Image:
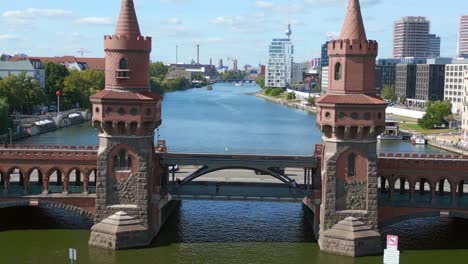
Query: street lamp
8,128,12,145
56,90,62,116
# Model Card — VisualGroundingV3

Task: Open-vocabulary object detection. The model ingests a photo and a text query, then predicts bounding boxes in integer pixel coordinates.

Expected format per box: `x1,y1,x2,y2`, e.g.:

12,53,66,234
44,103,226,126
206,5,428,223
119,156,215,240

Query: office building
320,42,329,68
462,69,468,142
292,62,310,85
395,64,417,99
428,34,441,58
265,34,294,88
459,15,468,57
415,64,445,101
375,65,396,95
393,17,430,58
444,62,468,113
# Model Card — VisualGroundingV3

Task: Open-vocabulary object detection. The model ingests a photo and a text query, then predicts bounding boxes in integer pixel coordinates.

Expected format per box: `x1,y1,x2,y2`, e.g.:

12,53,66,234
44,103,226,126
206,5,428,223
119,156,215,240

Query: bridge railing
379,152,468,160
0,144,99,151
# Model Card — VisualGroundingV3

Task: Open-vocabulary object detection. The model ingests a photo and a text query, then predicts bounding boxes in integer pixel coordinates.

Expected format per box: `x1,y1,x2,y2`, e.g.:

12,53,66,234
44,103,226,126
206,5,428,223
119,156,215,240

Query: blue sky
0,0,467,67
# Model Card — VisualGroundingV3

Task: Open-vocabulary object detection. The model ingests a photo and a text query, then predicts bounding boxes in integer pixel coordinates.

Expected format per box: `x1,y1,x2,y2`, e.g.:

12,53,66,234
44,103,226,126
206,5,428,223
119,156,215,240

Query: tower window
117,58,130,79
348,153,355,177
113,149,132,172
334,62,342,81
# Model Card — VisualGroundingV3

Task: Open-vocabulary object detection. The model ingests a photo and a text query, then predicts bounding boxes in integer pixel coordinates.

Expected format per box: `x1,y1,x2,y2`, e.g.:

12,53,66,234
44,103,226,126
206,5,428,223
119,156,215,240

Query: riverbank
255,93,317,113
425,133,467,156
1,110,91,144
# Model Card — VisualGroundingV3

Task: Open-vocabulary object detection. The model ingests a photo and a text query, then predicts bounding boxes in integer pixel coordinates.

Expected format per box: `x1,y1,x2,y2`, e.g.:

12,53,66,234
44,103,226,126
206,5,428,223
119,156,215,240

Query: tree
44,62,69,102
399,95,407,104
0,72,45,114
286,92,296,100
0,97,10,134
418,101,452,129
63,69,104,109
150,62,168,78
256,75,265,89
307,96,316,106
380,85,396,102
269,87,283,97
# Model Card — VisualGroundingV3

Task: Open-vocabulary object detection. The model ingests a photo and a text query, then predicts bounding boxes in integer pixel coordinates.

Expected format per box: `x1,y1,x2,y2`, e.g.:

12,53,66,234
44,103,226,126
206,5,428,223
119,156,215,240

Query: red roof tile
316,94,387,105
91,89,162,101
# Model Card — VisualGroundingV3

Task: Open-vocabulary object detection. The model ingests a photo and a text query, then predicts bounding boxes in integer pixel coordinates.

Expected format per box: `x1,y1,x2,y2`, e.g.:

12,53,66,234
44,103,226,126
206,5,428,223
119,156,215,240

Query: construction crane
77,48,91,57
227,57,238,71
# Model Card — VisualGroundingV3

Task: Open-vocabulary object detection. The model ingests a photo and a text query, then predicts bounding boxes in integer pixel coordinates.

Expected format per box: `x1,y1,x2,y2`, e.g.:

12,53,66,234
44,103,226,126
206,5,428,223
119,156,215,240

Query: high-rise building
218,58,223,69
459,15,468,57
428,34,441,58
320,42,329,68
265,29,294,88
444,62,468,113
393,16,430,58
415,64,445,101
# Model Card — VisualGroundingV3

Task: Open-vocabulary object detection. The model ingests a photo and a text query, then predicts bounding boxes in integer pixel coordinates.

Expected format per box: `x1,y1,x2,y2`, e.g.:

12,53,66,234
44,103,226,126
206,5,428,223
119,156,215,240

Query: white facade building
321,66,329,94
0,60,45,88
265,38,294,88
444,63,468,113
462,69,468,144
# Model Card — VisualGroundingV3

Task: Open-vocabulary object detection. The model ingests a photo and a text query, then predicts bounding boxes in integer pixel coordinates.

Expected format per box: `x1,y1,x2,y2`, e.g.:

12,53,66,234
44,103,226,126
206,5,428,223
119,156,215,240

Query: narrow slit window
348,153,355,177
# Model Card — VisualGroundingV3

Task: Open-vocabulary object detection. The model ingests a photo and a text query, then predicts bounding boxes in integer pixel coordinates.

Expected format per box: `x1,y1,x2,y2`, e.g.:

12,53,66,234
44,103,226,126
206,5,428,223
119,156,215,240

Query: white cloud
255,1,275,8
75,17,113,25
2,8,72,19
166,17,182,25
0,34,19,40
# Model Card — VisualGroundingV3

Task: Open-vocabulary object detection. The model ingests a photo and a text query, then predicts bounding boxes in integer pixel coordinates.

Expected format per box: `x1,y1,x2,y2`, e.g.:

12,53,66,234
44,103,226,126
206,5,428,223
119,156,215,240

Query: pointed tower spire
339,0,367,41
115,0,141,36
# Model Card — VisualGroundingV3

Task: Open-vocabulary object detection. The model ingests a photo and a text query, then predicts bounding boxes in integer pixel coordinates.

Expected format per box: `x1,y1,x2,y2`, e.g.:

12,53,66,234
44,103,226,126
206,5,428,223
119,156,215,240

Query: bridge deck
159,152,317,168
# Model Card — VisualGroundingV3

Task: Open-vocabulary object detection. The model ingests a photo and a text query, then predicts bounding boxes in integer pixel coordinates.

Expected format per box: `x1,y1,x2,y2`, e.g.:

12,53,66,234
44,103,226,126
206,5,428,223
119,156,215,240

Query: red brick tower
315,0,386,256
88,0,164,249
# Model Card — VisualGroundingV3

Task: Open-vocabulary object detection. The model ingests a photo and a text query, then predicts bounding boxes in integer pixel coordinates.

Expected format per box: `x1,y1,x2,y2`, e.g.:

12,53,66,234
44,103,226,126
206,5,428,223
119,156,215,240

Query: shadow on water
151,200,317,247
0,206,93,232
382,217,468,251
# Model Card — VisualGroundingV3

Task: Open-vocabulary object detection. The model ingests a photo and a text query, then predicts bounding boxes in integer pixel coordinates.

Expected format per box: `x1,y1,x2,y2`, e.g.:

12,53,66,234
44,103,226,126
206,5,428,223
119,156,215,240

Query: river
3,83,467,264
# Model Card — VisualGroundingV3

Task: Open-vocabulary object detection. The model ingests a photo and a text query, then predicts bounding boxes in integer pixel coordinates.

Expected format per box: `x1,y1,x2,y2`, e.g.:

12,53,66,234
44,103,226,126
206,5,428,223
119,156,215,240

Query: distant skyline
0,0,467,66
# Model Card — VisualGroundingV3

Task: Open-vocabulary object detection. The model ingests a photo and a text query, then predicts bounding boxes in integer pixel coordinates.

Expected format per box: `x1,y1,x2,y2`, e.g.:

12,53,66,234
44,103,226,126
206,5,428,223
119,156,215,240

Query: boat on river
411,135,427,145
207,85,213,90
377,116,403,140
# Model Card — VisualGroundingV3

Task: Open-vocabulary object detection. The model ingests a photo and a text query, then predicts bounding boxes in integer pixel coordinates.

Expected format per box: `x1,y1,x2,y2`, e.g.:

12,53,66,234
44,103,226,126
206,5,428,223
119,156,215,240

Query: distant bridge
159,152,320,198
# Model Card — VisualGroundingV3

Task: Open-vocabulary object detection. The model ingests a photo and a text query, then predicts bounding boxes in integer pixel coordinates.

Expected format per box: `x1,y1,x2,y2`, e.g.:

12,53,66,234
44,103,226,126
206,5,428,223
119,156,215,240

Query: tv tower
285,0,292,39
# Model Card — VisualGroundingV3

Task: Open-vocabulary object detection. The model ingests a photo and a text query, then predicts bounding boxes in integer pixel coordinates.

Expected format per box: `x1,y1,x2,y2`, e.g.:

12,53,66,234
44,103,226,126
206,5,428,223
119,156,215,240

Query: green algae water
1,202,468,264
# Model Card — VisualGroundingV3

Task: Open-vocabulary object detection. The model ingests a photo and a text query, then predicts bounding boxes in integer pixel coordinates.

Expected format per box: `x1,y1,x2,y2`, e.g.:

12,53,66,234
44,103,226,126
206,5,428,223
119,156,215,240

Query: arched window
334,62,342,81
114,149,132,172
117,58,130,78
348,153,355,177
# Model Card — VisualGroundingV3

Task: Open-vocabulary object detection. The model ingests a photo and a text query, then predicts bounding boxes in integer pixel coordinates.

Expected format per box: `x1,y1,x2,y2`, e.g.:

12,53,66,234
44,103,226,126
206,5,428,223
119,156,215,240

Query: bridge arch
0,200,94,220
175,165,309,196
380,208,468,227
